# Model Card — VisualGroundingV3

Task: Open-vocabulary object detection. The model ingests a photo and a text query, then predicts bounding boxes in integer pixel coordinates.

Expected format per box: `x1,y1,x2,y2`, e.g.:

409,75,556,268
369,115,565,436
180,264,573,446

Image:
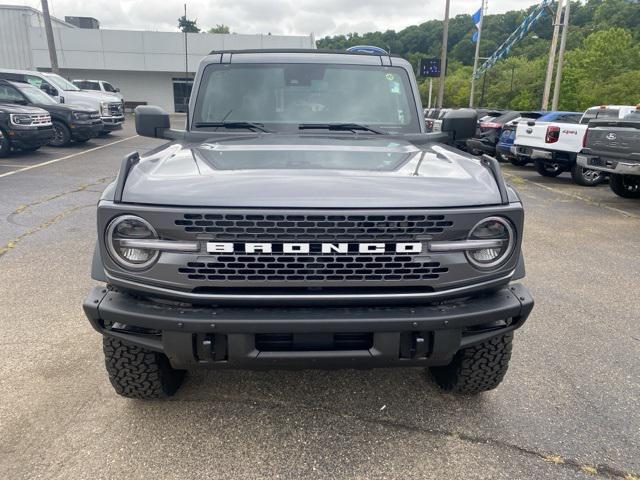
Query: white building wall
29,27,316,72
1,5,316,112
0,5,74,70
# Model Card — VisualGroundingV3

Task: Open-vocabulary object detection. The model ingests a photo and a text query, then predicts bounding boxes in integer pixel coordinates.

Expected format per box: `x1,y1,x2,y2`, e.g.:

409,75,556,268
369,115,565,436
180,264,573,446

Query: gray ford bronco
83,49,534,399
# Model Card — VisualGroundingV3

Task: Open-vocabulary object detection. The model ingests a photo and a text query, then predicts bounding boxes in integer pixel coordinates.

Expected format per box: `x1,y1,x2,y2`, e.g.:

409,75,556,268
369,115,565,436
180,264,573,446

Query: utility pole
41,0,59,73
541,0,563,111
551,0,570,111
469,0,486,108
437,0,450,108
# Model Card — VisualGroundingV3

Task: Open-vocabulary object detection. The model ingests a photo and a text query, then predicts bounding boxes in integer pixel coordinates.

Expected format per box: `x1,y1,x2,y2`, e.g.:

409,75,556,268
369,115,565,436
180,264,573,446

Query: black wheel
103,336,186,399
510,158,529,167
609,174,640,199
49,121,71,147
535,160,562,177
429,332,514,395
570,162,605,186
0,128,10,158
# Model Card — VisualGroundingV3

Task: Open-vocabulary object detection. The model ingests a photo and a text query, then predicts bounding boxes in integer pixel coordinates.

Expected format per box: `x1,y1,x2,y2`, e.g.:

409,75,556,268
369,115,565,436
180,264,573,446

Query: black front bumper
71,121,103,140
8,127,55,149
100,116,124,132
84,284,533,370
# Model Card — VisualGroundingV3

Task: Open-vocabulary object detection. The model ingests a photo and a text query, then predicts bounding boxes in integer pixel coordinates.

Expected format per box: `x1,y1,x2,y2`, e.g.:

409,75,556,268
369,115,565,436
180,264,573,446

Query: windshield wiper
298,123,384,134
193,121,272,133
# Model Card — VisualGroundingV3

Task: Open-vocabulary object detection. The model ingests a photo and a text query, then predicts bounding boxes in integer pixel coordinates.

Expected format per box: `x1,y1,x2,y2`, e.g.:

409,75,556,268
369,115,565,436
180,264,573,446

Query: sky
17,0,540,37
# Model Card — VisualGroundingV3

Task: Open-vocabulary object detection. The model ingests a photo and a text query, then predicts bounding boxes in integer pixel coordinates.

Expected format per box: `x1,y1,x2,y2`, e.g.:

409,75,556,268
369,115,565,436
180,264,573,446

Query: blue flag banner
472,8,482,27
474,0,552,78
471,7,482,43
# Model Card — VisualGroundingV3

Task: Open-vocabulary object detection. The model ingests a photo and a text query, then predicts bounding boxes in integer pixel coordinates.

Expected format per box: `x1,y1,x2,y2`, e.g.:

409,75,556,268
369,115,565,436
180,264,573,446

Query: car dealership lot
0,120,638,479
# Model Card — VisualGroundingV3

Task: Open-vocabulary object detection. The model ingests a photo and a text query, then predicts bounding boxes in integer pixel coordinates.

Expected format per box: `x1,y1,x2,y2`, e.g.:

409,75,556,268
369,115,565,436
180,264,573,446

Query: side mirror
441,109,477,141
135,105,171,138
115,88,120,92
40,84,57,97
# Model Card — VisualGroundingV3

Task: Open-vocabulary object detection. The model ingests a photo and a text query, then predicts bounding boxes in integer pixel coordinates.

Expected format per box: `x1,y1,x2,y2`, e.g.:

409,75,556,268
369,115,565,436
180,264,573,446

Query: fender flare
91,242,107,282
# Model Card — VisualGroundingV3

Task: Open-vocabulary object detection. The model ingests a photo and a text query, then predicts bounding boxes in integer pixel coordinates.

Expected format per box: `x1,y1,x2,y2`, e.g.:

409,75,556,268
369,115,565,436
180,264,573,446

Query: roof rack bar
481,154,510,205
113,151,140,204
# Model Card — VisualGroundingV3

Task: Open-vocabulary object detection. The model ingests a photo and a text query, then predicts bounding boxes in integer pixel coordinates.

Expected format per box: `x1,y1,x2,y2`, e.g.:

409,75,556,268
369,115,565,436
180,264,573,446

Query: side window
74,81,99,90
0,85,24,102
102,82,116,93
25,75,43,88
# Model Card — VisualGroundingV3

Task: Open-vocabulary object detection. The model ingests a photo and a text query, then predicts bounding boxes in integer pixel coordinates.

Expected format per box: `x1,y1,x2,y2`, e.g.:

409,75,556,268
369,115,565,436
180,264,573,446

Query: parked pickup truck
507,111,581,167
577,108,640,198
514,105,637,186
83,48,533,399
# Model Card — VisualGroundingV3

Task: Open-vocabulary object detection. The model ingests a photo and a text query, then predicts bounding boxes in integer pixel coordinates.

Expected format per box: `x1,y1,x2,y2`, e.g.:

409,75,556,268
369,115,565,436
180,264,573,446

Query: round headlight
106,215,159,270
465,216,515,269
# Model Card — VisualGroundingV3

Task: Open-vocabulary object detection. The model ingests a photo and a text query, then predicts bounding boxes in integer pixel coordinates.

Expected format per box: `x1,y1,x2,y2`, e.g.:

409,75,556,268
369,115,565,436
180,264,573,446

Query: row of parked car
0,68,125,158
425,105,640,199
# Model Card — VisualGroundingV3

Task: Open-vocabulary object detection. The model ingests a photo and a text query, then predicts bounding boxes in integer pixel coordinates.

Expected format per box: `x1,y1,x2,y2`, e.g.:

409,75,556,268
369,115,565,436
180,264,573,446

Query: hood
0,102,49,115
121,135,502,208
66,90,120,103
33,102,97,115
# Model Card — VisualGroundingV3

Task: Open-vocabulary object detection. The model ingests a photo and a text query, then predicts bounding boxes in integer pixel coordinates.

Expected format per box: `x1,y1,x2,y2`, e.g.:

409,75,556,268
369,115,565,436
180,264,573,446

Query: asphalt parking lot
0,118,638,480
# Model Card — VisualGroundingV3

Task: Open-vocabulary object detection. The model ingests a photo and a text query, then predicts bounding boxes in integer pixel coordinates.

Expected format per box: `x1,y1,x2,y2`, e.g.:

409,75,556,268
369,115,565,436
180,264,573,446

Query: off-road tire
429,332,514,395
510,158,529,167
103,336,185,399
0,128,10,158
609,174,640,198
570,162,605,186
535,161,562,177
49,121,71,147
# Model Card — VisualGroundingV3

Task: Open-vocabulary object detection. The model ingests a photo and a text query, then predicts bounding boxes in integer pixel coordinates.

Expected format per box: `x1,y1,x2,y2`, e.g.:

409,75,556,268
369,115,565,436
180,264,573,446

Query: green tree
178,15,200,33
208,24,230,34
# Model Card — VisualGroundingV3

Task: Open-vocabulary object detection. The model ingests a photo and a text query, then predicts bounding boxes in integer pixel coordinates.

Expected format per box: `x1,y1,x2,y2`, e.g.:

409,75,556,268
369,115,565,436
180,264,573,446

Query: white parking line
0,135,139,179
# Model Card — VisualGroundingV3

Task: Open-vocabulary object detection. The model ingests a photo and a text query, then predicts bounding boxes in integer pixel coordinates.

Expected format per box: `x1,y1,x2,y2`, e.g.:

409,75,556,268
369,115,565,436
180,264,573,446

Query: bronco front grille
175,213,454,241
178,254,448,283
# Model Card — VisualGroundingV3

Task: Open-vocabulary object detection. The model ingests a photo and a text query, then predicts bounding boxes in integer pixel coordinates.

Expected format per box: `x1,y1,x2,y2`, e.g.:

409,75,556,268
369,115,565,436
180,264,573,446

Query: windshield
45,74,80,92
581,108,620,124
17,85,58,105
193,63,420,133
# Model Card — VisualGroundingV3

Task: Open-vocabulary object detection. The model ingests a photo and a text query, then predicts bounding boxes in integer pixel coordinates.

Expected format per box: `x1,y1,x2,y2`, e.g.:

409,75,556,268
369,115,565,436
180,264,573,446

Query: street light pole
437,0,451,108
41,0,59,73
551,0,570,111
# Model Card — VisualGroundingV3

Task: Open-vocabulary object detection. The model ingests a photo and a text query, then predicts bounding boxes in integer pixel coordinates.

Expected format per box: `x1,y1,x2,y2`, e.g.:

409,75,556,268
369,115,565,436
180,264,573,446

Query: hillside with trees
316,0,640,111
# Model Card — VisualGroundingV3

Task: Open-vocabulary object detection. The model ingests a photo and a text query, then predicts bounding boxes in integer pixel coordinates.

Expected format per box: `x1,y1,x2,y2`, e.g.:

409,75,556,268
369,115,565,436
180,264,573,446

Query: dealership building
0,4,316,112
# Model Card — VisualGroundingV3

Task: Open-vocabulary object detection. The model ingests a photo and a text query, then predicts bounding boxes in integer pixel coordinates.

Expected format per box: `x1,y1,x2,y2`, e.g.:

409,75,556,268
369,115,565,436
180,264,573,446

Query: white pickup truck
513,105,637,186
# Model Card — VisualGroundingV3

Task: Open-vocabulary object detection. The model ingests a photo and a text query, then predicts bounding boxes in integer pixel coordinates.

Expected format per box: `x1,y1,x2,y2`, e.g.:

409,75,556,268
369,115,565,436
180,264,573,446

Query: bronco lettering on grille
206,242,423,254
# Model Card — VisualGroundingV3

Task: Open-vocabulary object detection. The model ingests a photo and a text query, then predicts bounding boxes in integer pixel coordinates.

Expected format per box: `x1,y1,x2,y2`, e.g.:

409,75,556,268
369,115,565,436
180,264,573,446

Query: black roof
207,48,403,58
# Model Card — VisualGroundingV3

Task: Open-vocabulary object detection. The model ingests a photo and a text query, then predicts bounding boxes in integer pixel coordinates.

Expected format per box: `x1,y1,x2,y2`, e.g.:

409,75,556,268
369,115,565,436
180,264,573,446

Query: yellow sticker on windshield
385,73,395,81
